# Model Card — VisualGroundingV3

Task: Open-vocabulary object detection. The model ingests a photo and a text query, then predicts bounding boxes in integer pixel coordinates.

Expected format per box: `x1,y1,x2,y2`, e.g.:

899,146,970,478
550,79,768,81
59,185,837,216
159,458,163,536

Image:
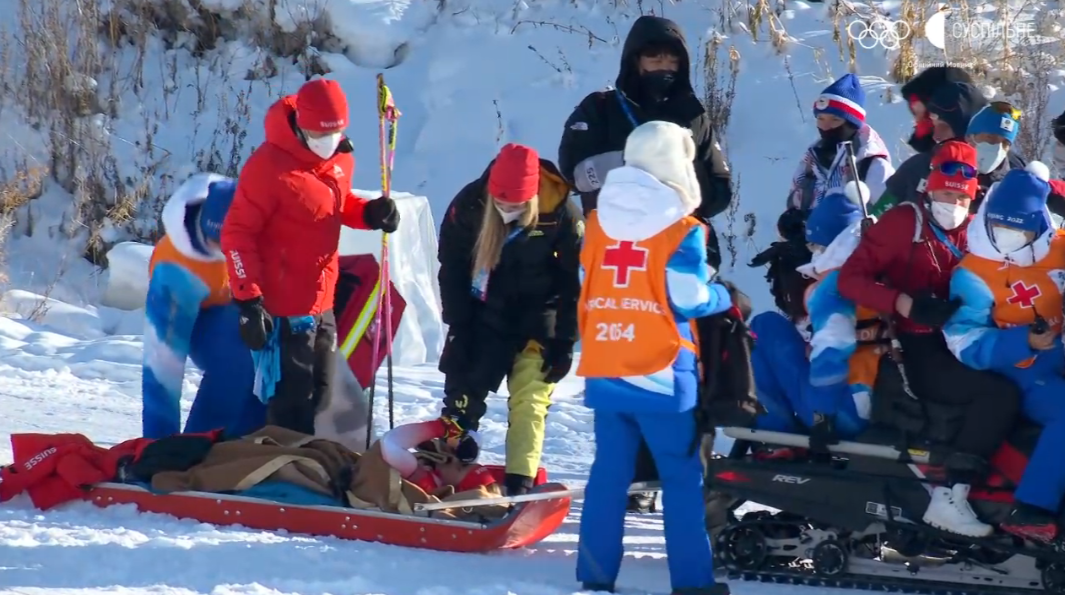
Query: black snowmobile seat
722,426,975,468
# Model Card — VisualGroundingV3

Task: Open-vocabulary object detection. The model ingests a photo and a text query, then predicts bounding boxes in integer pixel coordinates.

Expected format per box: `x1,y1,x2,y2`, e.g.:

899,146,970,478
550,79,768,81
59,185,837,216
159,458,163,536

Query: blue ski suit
575,164,732,592
142,174,265,439
945,203,1065,512
752,220,875,437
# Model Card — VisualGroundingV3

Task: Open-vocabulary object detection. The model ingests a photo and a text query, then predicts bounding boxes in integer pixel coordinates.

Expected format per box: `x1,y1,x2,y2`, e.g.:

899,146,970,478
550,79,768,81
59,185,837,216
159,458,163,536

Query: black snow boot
581,582,614,593
1001,502,1059,544
504,473,535,496
627,492,657,513
672,584,731,595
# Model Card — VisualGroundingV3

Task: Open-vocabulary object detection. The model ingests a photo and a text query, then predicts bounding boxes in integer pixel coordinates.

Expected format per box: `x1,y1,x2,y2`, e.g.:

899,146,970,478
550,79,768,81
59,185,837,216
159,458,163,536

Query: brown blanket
151,426,507,521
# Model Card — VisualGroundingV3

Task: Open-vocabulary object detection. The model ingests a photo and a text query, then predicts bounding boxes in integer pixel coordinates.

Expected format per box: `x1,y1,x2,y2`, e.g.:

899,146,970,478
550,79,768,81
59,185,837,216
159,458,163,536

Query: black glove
808,412,839,454
908,293,962,328
235,297,274,351
363,196,400,233
540,339,574,384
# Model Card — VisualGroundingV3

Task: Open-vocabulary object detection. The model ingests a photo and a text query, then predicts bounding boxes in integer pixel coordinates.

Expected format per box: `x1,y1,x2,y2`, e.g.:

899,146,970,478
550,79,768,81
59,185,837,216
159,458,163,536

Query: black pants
267,310,338,435
635,439,658,482
873,332,1021,459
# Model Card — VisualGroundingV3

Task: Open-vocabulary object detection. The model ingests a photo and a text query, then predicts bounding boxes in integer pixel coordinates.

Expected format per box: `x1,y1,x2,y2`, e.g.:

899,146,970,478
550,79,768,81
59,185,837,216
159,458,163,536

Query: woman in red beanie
221,78,401,436
435,143,583,496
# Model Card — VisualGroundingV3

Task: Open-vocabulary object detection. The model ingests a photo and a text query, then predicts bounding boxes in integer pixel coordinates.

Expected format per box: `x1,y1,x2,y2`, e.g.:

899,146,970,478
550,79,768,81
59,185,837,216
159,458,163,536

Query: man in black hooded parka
558,15,733,514
558,15,732,265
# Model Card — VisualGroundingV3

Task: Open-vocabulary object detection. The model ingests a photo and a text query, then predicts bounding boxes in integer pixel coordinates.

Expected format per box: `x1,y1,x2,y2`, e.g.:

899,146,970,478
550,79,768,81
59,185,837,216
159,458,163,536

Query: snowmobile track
724,567,1038,595
714,517,1054,594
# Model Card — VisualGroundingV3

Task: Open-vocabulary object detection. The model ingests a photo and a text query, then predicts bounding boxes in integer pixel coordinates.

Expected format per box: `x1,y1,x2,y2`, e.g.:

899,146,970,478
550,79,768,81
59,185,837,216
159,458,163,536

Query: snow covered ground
0,310,858,595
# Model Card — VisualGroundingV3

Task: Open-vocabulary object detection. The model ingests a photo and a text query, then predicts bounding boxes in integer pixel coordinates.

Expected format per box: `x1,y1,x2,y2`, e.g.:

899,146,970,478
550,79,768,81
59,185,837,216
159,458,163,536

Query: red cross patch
1007,280,1042,309
602,241,648,288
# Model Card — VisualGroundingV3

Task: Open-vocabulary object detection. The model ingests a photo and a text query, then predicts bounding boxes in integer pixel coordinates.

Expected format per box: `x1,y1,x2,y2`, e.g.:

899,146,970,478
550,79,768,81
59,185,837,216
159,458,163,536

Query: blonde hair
472,195,540,275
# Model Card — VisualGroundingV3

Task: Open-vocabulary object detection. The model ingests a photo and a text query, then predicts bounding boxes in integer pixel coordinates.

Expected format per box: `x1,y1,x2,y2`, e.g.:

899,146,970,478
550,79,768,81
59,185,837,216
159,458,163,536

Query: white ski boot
922,483,993,537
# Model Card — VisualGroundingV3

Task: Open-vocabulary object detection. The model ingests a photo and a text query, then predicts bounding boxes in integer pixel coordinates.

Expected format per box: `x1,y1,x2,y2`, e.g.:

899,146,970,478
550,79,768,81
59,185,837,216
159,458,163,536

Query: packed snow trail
0,313,866,595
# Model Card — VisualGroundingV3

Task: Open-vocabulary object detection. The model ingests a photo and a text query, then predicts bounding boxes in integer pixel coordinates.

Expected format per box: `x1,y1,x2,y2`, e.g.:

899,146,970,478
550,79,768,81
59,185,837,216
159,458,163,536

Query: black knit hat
1054,110,1065,145
901,66,976,103
926,81,987,139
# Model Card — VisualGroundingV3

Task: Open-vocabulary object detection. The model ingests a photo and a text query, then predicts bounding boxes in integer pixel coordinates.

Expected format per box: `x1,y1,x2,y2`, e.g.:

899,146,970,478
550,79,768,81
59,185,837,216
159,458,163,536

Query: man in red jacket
837,141,1021,523
221,78,400,435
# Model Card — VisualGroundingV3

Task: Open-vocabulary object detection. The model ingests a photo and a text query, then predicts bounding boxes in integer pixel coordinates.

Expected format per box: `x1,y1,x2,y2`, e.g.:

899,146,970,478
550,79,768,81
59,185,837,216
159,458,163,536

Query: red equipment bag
334,254,406,389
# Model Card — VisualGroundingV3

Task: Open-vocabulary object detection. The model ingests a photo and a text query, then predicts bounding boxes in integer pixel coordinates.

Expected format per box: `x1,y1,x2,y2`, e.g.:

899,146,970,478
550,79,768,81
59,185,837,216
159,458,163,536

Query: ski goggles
989,101,1022,120
938,162,978,178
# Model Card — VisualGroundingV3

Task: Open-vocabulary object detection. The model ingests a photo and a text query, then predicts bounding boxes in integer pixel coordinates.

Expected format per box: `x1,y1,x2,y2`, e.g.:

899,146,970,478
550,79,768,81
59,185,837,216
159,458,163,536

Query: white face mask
496,204,524,224
930,201,970,230
992,226,1030,254
305,132,343,159
974,142,1007,174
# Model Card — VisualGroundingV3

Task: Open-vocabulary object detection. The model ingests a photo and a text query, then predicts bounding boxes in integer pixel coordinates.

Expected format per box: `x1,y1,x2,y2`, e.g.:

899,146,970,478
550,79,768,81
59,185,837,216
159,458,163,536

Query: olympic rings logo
846,18,912,51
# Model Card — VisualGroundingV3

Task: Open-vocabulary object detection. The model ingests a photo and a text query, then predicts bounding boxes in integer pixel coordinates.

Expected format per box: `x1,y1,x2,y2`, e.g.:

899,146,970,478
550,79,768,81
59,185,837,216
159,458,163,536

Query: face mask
496,204,524,224
818,125,851,145
974,142,1007,174
305,132,342,159
930,201,970,230
992,226,1030,253
640,70,676,102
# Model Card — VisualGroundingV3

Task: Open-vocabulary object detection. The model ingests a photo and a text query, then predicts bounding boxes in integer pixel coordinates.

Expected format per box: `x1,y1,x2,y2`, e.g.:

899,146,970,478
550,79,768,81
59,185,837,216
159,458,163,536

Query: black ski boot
627,492,657,513
580,582,614,593
504,473,535,496
1001,502,1059,544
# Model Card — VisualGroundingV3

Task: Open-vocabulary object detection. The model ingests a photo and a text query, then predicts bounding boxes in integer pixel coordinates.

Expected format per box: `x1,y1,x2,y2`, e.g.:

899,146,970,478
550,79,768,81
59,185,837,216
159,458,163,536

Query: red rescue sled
80,465,570,553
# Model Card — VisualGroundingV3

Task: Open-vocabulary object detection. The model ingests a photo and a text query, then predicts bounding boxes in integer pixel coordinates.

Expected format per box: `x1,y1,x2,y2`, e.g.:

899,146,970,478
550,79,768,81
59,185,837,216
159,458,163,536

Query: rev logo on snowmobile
772,474,811,485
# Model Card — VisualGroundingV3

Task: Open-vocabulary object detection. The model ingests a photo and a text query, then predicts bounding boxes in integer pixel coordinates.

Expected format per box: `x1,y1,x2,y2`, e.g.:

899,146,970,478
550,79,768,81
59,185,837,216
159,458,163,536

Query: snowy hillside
10,0,1065,312
3,0,1065,593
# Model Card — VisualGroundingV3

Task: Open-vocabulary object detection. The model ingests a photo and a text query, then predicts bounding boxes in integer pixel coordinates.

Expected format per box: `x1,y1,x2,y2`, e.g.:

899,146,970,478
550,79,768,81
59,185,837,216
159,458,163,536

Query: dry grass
0,0,336,265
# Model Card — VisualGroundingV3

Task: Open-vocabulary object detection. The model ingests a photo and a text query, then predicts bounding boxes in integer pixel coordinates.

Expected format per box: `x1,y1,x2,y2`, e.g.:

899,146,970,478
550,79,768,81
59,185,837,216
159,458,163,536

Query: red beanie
487,144,540,204
295,79,349,133
926,140,978,198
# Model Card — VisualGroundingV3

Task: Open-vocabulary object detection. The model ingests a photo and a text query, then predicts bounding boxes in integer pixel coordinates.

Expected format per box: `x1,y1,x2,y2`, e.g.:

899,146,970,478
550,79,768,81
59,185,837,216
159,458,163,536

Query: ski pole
366,74,402,448
412,481,663,512
841,141,917,400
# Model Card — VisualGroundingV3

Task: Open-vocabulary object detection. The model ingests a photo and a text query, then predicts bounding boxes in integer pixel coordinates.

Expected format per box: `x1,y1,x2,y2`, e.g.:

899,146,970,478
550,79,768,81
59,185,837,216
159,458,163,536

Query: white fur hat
622,121,702,213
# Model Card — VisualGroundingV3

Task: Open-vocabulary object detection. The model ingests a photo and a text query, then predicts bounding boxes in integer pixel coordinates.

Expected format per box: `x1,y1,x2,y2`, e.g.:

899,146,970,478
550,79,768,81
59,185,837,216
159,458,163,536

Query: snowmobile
704,422,1065,594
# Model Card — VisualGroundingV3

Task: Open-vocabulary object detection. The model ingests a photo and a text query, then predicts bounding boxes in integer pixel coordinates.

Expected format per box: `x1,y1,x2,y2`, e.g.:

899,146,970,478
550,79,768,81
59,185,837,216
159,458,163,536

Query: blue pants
186,304,265,437
1014,374,1065,511
750,312,865,437
576,409,715,591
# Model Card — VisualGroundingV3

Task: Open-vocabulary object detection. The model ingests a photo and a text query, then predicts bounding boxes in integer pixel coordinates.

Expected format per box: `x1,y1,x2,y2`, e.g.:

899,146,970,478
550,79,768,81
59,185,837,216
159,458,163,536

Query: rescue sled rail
94,483,490,528
722,428,932,464
413,481,662,512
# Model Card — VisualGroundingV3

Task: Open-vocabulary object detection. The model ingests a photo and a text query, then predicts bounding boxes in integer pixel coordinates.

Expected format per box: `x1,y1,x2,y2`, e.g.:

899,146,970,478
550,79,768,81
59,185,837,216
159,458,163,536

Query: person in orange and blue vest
944,162,1065,544
142,174,266,439
576,120,732,595
749,180,875,448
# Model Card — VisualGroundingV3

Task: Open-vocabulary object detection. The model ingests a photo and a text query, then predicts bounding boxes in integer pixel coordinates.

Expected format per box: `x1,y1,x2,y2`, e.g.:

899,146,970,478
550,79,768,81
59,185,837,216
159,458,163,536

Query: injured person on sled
379,419,502,499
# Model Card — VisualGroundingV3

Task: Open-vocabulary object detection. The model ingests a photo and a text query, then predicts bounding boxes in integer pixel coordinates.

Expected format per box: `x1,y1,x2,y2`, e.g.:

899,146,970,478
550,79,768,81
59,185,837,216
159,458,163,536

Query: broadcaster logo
847,8,1037,52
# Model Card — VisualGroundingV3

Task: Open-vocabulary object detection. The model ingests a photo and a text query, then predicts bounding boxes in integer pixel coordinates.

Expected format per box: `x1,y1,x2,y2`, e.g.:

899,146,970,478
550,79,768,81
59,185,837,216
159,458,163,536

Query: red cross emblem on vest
602,241,648,288
1007,280,1042,309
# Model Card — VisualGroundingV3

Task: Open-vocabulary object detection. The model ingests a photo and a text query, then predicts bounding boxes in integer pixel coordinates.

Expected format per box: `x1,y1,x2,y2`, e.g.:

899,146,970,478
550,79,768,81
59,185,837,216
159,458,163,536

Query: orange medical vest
577,211,702,378
148,235,231,308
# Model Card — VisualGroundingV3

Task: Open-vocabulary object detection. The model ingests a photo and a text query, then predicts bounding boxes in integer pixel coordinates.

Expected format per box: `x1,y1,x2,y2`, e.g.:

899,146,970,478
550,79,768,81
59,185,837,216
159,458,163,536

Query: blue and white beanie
813,74,867,129
966,104,1020,144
